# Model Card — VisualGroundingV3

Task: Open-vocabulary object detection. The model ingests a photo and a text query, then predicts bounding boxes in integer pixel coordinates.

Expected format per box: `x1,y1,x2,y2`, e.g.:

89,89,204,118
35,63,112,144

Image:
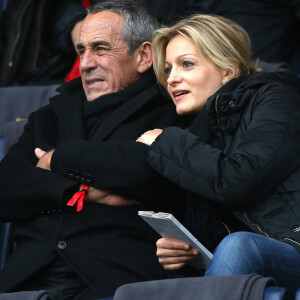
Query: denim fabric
205,232,300,299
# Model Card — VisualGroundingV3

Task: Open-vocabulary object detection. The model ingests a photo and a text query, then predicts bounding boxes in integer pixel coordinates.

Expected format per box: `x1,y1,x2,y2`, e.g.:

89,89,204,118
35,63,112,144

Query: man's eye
78,49,85,56
96,47,108,53
182,61,194,68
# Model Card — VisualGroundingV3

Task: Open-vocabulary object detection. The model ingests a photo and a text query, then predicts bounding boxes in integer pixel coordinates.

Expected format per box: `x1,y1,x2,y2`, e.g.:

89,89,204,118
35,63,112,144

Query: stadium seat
295,288,300,300
0,222,14,270
264,287,287,300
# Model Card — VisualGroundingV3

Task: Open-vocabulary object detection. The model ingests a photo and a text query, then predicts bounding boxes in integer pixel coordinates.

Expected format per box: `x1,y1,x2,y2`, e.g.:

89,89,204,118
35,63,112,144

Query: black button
229,100,235,108
69,169,75,176
86,175,92,182
57,241,67,249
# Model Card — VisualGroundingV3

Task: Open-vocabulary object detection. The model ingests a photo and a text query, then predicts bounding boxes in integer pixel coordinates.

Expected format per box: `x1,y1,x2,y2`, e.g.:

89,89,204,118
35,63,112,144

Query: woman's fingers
162,262,187,271
159,254,197,264
156,238,199,270
156,238,191,250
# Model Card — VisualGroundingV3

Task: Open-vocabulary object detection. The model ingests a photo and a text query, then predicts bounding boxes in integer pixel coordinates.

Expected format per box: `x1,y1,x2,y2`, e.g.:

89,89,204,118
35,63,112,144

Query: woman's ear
135,42,153,74
222,67,239,82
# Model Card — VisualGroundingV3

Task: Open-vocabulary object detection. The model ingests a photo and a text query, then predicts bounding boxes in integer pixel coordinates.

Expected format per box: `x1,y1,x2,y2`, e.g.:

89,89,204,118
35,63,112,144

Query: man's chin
86,91,108,101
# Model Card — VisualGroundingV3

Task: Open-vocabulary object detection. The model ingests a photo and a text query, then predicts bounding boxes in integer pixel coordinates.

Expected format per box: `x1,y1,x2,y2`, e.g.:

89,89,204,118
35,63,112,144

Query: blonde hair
152,14,259,88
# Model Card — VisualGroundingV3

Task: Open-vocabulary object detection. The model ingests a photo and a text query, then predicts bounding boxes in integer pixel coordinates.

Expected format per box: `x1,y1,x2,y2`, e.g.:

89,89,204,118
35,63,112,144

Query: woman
137,14,300,296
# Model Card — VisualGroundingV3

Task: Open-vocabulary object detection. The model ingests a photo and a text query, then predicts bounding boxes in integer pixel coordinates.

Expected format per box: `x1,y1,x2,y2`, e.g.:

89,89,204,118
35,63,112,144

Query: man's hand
86,186,140,206
35,148,54,171
136,129,163,146
156,238,199,270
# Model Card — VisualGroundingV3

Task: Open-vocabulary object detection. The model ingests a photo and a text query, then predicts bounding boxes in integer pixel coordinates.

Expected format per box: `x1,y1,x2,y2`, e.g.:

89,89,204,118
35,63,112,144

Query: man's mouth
87,79,104,86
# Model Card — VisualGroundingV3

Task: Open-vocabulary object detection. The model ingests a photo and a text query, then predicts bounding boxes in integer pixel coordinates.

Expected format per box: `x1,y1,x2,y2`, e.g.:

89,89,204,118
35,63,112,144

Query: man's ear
135,42,153,74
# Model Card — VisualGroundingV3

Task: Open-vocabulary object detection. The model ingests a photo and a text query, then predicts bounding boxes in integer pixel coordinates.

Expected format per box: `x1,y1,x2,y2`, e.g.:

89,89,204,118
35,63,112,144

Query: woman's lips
172,90,190,101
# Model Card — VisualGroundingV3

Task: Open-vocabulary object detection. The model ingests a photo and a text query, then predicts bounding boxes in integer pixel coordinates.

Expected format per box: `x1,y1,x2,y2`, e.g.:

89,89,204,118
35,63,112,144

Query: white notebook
138,211,213,267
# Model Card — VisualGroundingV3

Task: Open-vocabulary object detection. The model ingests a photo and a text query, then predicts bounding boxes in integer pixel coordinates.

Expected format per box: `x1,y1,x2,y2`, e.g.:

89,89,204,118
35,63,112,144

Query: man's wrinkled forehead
79,11,124,46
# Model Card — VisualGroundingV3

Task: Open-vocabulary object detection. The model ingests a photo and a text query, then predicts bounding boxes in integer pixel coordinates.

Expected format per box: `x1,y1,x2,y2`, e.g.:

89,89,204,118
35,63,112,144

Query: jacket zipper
244,212,300,248
31,0,47,69
215,95,221,130
218,220,231,235
243,210,270,237
8,0,33,68
293,226,300,232
282,238,300,247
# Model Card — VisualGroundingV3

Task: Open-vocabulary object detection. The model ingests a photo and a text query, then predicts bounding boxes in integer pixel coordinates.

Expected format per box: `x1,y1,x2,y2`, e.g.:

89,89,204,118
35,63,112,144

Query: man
0,1,188,299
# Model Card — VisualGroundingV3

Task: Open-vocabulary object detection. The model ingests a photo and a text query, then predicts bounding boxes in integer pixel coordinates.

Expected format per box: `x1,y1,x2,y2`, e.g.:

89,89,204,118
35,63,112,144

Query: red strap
64,55,80,82
67,184,89,212
82,0,91,8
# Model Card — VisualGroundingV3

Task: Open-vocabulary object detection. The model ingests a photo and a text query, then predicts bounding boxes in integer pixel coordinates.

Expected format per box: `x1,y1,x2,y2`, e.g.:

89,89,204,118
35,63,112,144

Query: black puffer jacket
148,72,300,252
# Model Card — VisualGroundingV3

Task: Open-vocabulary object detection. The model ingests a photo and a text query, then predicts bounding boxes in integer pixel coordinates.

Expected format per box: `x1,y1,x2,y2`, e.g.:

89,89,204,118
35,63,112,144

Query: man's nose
80,51,98,71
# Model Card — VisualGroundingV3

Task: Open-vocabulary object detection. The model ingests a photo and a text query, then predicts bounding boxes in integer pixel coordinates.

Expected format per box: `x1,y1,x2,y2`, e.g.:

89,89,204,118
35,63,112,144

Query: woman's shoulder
241,71,300,94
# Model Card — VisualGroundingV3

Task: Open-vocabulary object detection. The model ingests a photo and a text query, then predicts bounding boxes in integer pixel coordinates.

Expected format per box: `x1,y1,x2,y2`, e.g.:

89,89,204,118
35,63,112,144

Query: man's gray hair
87,0,159,56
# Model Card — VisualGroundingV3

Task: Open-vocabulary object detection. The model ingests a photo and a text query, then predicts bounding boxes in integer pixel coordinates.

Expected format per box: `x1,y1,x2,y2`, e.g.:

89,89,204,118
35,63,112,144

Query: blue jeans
205,232,300,298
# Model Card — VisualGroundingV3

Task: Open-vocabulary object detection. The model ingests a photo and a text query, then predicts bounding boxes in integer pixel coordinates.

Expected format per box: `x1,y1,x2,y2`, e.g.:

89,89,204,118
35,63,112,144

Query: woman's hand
156,238,199,270
136,129,163,146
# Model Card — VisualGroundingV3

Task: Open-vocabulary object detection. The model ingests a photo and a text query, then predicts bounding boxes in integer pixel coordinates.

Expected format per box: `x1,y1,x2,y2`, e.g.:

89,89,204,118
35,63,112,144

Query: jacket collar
49,71,158,141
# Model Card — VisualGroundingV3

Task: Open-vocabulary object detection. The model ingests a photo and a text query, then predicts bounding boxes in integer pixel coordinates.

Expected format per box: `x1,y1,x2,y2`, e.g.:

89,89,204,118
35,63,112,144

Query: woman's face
165,35,224,115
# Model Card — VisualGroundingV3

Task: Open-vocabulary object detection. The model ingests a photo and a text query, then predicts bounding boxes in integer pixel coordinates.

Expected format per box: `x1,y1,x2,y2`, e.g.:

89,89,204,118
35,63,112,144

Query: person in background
184,0,300,76
0,0,85,86
138,14,300,299
0,1,189,299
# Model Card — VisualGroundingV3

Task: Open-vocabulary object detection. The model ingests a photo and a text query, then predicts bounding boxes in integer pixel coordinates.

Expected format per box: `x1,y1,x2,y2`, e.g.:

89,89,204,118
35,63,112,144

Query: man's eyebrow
76,41,111,51
90,41,111,48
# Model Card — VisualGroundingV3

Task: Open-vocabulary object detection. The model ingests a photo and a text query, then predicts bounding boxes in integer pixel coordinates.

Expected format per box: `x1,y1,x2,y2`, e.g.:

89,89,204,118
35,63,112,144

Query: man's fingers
95,194,132,206
35,148,46,159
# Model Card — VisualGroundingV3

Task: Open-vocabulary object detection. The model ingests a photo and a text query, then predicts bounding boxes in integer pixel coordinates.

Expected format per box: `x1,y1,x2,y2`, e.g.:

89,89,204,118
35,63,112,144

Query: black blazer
0,74,187,297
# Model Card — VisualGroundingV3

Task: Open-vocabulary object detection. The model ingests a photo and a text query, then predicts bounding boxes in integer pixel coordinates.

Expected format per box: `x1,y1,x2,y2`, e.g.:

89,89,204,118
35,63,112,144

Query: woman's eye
182,61,194,68
164,67,172,75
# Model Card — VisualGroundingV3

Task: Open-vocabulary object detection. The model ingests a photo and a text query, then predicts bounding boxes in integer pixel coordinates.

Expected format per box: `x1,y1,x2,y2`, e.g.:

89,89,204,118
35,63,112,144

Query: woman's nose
167,68,182,85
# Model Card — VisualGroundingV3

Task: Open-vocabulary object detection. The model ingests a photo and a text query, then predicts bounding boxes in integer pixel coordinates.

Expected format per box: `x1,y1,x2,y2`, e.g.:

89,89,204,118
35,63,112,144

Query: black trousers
15,257,99,300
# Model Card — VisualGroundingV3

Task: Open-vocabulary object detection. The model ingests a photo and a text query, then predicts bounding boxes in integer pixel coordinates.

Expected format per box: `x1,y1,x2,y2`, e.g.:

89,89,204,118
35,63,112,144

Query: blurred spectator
185,0,300,76
90,0,184,25
0,0,86,86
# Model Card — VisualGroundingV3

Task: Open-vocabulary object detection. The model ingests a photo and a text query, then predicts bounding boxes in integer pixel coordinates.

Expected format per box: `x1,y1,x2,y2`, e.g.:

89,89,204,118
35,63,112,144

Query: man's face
78,12,140,101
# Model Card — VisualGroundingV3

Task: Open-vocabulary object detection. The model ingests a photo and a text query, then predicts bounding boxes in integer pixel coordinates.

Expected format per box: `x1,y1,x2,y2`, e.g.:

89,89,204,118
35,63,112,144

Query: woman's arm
147,83,300,207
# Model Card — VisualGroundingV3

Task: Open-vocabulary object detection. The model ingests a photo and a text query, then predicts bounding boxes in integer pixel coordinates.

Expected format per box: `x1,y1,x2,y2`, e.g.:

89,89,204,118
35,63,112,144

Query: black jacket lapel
50,93,86,140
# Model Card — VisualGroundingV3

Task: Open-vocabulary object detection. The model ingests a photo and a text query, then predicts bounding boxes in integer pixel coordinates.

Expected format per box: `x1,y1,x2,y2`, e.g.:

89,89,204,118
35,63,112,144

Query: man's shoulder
55,77,83,95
